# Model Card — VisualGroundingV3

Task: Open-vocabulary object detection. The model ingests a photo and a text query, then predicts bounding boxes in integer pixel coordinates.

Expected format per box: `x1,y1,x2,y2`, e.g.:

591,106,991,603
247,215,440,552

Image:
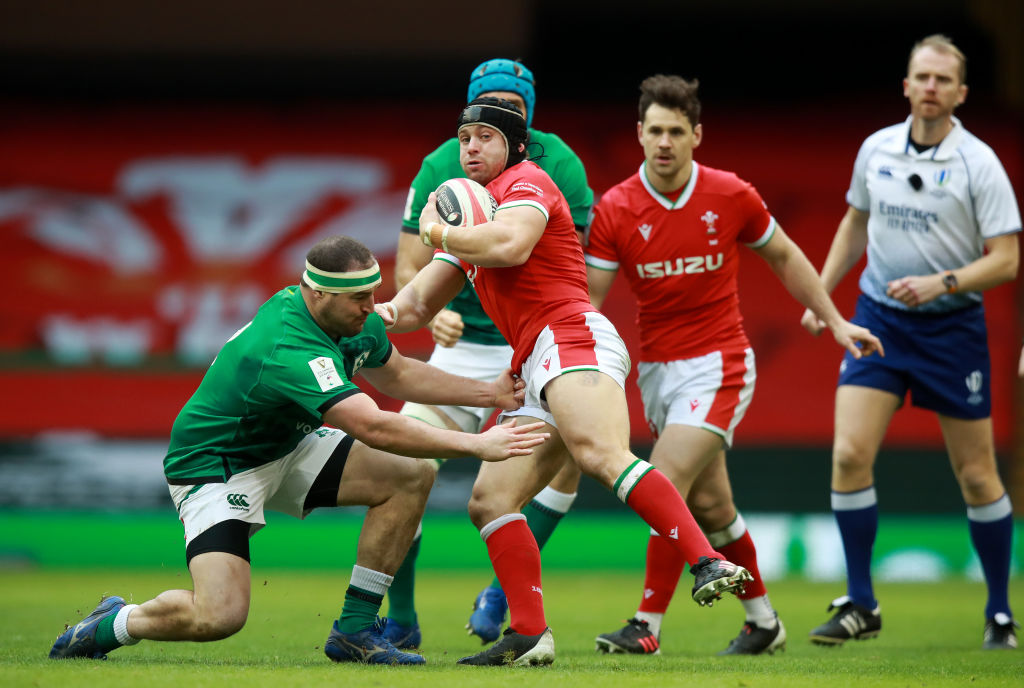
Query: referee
801,34,1020,650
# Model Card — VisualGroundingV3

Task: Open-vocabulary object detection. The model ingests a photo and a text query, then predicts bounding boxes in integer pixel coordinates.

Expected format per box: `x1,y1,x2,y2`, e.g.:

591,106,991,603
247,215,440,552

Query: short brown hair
305,235,375,273
909,34,966,84
638,74,701,126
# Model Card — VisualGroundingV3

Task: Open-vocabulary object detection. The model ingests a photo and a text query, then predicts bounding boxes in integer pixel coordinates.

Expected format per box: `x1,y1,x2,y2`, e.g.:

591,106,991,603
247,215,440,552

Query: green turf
2,569,1021,687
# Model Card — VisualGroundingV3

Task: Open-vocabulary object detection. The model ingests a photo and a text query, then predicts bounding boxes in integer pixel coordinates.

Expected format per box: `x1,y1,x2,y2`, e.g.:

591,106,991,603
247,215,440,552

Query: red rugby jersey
585,162,775,361
438,161,595,373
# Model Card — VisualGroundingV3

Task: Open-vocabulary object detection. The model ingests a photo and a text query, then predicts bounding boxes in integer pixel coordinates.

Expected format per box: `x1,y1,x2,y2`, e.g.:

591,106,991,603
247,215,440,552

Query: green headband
302,260,382,293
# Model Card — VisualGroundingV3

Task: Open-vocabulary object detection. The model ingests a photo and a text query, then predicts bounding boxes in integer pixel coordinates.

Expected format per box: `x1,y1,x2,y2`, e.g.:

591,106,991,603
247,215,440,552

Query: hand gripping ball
435,178,497,229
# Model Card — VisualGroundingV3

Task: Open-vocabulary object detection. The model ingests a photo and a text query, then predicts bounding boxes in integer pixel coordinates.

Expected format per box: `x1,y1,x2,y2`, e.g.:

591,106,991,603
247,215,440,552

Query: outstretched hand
475,419,549,462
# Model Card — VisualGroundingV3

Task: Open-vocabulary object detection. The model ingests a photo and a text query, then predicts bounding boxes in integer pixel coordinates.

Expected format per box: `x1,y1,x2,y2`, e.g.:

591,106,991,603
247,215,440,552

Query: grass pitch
2,569,1021,687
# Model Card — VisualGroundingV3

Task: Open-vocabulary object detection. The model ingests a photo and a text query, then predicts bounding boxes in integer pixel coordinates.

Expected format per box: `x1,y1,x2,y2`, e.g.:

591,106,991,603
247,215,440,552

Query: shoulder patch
308,356,343,392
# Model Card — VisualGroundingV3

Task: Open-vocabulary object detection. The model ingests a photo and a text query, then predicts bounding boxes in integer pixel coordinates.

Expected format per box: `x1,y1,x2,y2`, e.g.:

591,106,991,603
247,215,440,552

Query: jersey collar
639,160,700,210
884,115,964,161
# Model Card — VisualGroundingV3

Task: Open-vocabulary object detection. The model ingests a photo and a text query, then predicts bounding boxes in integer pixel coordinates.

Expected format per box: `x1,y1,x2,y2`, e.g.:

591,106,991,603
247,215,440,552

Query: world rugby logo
965,370,983,405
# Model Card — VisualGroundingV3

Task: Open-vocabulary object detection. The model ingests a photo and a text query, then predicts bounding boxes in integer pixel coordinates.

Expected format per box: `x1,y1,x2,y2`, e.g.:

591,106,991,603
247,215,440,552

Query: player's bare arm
886,233,1019,308
395,232,435,291
360,350,525,411
376,259,465,333
800,205,870,335
756,224,882,359
586,264,618,309
420,193,546,268
322,392,547,462
395,232,464,346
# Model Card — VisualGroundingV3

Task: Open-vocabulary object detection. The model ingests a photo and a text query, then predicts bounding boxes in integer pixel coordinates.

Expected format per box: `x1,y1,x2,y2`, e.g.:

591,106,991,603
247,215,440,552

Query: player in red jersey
378,97,754,666
586,75,882,655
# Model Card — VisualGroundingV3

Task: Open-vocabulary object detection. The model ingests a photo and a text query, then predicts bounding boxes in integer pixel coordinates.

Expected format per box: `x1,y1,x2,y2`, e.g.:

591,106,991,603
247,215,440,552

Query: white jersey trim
744,216,778,248
498,199,549,221
584,254,619,271
638,161,701,210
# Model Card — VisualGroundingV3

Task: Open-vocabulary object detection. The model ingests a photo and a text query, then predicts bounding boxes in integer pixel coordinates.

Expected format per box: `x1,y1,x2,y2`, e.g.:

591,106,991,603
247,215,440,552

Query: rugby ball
435,178,497,229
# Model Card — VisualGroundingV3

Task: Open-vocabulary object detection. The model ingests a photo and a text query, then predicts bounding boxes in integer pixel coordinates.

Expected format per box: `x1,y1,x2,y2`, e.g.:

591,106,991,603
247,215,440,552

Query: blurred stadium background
0,0,1021,579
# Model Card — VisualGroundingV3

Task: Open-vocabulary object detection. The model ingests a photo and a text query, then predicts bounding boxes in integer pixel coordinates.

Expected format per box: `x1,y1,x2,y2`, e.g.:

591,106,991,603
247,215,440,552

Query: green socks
385,535,421,627
337,565,392,633
94,616,121,652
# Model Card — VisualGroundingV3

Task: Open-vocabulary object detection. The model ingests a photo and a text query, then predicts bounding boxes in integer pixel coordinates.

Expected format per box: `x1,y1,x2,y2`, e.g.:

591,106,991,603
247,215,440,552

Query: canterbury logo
226,493,250,508
668,526,678,540
643,588,655,599
689,399,699,412
541,358,551,371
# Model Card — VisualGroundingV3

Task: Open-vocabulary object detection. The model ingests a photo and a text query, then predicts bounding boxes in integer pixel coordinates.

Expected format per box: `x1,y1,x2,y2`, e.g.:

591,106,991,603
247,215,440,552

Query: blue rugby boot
324,618,425,665
50,595,126,659
466,587,508,643
382,617,422,650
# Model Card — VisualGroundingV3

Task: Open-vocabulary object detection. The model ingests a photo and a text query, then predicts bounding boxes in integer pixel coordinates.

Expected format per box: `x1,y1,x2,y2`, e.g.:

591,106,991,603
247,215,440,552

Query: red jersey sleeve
492,164,559,222
734,179,776,247
583,193,623,267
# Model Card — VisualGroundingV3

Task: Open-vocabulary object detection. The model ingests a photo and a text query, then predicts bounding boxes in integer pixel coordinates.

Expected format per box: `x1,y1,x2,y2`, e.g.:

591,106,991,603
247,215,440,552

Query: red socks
484,517,547,635
637,532,686,613
623,466,719,565
716,529,767,599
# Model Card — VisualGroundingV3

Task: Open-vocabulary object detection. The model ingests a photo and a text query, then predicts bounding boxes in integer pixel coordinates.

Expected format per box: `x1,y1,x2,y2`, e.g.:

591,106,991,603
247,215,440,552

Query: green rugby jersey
164,286,393,484
402,129,593,346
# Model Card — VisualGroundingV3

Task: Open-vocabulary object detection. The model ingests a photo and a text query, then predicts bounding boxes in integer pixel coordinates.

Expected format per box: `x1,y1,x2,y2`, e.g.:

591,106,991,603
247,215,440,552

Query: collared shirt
849,115,1021,313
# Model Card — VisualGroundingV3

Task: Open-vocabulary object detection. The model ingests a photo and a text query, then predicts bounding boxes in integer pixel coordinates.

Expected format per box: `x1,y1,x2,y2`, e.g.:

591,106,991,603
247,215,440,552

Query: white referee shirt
848,115,1021,313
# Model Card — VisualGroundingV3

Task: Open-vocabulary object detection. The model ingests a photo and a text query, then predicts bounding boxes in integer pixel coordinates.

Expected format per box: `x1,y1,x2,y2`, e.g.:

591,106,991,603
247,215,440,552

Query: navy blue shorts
837,294,991,419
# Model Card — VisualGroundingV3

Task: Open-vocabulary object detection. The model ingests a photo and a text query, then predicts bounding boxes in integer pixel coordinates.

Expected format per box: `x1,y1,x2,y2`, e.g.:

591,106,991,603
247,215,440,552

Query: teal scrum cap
467,59,536,128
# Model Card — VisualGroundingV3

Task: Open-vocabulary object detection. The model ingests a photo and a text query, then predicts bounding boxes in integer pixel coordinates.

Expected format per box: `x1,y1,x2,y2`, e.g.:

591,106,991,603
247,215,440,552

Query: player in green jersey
386,58,592,648
49,235,548,666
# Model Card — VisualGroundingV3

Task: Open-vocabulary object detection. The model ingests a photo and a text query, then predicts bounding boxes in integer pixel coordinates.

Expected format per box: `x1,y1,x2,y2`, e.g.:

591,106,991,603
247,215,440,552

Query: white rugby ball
435,178,497,229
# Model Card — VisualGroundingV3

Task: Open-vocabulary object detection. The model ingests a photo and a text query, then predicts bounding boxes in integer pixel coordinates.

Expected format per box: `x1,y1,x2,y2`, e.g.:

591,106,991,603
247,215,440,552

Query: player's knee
688,489,731,525
466,492,489,528
394,458,436,499
832,437,872,476
467,486,506,528
953,456,1001,497
413,460,437,496
194,607,248,641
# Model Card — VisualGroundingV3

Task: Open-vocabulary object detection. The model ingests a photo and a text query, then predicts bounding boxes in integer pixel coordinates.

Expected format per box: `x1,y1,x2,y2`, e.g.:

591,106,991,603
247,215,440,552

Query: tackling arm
360,347,522,411
322,393,544,461
377,259,465,333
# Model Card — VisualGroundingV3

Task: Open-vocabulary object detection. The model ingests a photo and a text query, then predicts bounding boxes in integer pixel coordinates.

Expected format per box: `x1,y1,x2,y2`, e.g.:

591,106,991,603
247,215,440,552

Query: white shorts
168,427,348,547
501,311,631,428
637,348,756,448
407,340,514,433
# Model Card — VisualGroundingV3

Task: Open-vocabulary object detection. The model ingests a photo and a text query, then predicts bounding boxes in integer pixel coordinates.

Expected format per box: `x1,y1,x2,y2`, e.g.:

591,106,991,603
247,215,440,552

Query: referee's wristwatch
942,270,958,293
